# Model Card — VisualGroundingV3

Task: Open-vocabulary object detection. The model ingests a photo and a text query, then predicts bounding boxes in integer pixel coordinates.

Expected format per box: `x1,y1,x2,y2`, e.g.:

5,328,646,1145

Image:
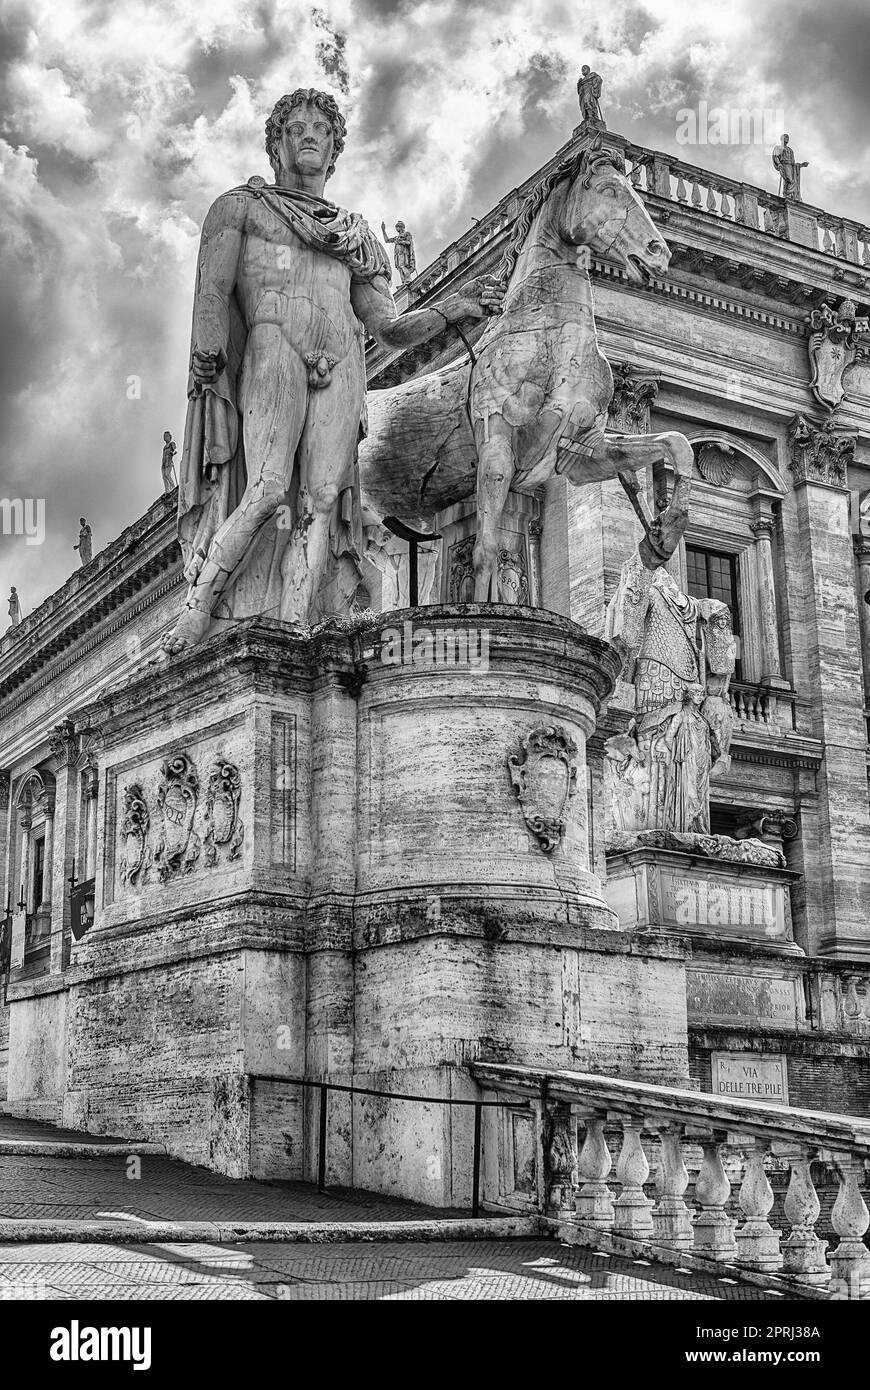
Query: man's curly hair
265,88,347,181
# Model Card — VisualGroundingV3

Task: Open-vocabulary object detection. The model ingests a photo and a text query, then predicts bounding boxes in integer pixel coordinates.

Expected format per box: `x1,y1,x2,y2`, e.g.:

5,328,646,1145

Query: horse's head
561,135,670,285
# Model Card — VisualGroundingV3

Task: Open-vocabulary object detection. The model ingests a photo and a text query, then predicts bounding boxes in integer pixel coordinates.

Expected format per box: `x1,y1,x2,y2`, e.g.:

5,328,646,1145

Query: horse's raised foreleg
569,430,694,567
557,428,694,486
473,416,515,601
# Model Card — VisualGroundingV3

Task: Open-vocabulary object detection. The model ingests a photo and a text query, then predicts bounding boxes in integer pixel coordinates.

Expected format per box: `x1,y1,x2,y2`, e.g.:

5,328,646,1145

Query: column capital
787,413,856,491
854,534,870,565
750,516,776,538
607,363,659,434
49,717,79,768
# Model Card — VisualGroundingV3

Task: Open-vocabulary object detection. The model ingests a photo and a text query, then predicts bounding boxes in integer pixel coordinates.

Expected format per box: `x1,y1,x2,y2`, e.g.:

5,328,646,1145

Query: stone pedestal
604,847,802,954
7,608,691,1205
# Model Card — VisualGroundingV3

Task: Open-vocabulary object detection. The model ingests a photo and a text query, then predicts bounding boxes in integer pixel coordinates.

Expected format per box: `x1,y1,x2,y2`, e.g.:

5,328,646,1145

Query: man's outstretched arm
351,272,504,353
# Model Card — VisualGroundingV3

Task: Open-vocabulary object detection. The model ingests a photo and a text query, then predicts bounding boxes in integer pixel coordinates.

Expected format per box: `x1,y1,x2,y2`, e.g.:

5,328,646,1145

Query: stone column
787,416,870,958
749,514,784,683
49,720,80,973
854,535,870,705
0,771,10,914
12,805,31,967
84,767,99,880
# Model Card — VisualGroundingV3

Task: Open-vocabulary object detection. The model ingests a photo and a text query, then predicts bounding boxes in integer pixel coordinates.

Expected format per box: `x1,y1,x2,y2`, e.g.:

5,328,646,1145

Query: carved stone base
604,846,802,953
4,610,692,1205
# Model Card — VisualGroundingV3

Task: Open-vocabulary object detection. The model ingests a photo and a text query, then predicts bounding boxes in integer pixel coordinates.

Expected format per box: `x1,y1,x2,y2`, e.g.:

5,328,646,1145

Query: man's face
278,101,334,177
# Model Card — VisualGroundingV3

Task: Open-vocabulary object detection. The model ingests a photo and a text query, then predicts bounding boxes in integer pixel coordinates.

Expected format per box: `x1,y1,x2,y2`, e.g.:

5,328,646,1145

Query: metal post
317,1084,328,1193
408,539,419,607
471,1102,483,1217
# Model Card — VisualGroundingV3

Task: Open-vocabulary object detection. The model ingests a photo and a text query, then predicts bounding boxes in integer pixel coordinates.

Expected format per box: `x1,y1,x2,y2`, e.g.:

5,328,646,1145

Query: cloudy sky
2,0,869,619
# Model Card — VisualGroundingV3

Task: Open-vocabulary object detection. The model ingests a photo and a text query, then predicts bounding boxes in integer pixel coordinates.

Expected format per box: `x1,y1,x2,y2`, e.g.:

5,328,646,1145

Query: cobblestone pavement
0,1152,467,1224
0,1238,800,1300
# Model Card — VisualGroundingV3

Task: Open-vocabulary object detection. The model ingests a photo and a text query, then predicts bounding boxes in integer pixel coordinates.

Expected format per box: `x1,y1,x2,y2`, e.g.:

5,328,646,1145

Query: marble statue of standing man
165,87,502,654
7,587,21,626
772,133,808,203
381,220,416,284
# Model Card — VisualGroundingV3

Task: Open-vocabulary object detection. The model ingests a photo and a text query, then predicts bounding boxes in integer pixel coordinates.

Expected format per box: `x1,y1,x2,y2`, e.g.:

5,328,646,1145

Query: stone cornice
0,492,180,711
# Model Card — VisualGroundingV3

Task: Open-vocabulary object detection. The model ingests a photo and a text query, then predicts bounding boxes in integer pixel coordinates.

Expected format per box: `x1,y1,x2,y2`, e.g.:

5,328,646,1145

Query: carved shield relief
154,754,200,879
508,724,579,852
204,760,244,865
119,784,150,886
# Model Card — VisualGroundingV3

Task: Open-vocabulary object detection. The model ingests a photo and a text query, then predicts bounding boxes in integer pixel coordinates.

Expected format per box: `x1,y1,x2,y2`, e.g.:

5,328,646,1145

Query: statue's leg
280,354,365,622
472,415,515,602
163,328,307,653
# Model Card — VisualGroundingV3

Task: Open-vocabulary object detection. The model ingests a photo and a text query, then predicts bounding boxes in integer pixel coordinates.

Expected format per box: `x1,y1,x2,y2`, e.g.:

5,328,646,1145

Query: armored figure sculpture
161,431,178,492
74,517,93,566
381,220,416,284
772,133,808,203
7,587,21,626
604,549,736,840
577,65,605,129
165,87,502,654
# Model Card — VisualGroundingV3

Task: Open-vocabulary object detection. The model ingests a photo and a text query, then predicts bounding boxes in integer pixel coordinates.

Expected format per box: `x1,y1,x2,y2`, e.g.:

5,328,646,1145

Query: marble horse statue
359,132,694,597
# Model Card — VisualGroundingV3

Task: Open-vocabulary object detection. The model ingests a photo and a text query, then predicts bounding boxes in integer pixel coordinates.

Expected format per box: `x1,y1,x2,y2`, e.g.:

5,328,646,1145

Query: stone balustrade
473,1062,870,1299
399,130,870,317
727,681,797,733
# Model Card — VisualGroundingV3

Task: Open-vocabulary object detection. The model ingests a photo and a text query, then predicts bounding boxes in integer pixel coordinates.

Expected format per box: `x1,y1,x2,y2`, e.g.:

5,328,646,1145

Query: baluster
735,1138,783,1271
720,189,733,219
613,1115,654,1237
675,174,688,203
545,1101,577,1215
629,160,643,188
575,1112,615,1228
829,1154,870,1299
706,185,717,214
693,1132,737,1259
781,1148,830,1285
691,180,702,209
862,232,870,267
823,224,836,255
652,1122,693,1249
844,977,862,1022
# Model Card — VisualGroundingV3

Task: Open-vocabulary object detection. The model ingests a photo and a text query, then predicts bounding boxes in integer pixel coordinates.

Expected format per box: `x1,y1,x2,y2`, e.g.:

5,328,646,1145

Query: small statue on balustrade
74,517,93,567
772,134,808,203
577,65,605,130
603,540,737,845
381,220,416,285
7,587,21,626
161,431,178,492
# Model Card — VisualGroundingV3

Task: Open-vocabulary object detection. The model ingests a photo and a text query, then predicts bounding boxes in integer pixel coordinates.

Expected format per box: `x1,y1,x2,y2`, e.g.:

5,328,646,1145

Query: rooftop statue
161,431,178,492
7,587,21,626
164,87,503,654
577,64,605,130
74,517,92,567
772,133,808,203
381,220,416,284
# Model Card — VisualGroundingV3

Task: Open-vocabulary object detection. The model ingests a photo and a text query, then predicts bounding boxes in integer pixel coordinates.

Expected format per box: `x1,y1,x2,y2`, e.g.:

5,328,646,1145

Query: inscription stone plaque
686,968,802,1027
711,1051,788,1104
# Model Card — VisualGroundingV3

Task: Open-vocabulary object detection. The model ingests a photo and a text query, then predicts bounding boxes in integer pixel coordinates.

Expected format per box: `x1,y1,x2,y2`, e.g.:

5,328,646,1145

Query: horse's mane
494,140,626,289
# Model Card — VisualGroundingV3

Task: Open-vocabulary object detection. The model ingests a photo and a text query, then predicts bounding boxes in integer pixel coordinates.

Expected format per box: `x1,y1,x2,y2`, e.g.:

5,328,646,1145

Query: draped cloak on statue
177,180,391,625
